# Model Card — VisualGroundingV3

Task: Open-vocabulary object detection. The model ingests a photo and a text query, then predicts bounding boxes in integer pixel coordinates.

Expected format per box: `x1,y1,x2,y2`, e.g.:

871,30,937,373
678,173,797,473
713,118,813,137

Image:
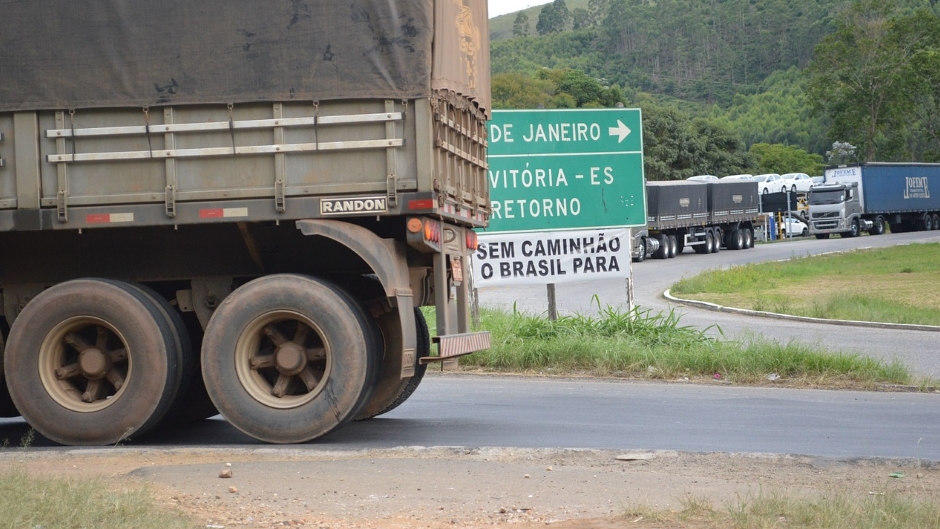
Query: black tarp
646,181,708,228
0,0,490,113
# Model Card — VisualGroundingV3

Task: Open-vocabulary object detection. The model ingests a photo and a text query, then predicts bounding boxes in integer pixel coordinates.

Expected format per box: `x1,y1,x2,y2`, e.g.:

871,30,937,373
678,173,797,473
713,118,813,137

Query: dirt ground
4,446,939,529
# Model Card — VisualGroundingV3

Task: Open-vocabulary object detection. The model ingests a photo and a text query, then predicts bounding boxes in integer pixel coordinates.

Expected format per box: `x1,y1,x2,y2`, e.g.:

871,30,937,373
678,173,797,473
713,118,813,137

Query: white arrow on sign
608,120,632,143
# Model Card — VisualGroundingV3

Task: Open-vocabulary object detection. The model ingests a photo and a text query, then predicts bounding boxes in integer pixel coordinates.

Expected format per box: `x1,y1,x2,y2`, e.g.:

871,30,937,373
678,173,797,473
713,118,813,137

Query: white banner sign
472,229,631,288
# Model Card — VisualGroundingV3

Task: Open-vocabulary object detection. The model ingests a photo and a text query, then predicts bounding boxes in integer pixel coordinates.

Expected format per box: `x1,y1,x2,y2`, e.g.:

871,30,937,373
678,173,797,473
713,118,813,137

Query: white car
781,173,814,194
720,174,755,181
780,216,808,237
754,173,785,194
687,175,718,181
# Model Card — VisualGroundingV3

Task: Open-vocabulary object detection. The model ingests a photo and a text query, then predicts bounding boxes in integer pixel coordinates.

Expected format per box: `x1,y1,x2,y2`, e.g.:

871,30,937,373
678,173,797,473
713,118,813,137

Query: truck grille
812,211,839,219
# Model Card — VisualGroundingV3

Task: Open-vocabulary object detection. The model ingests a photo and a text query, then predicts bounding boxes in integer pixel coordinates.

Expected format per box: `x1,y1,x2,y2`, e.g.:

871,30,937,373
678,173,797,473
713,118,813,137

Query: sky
488,0,551,18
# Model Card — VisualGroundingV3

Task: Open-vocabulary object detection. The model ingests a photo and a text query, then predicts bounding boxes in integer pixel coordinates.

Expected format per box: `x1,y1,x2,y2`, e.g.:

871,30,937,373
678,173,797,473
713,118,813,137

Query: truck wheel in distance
933,214,940,231
711,230,721,253
634,238,646,262
815,233,830,240
655,235,669,259
201,274,380,443
744,228,754,248
727,229,739,250
357,308,431,420
733,229,745,250
704,232,715,253
846,220,860,238
925,215,935,231
667,235,677,258
870,216,885,235
4,279,181,445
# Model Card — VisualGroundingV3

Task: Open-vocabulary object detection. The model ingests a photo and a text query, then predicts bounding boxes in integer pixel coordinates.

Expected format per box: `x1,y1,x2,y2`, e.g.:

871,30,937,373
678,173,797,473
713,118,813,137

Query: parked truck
0,0,491,445
808,163,940,238
633,180,759,260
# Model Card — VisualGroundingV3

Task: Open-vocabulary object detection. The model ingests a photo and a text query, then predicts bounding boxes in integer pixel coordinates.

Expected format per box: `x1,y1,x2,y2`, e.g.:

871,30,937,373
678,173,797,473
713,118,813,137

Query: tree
536,0,570,35
572,8,591,30
512,12,530,38
749,143,825,174
805,0,937,161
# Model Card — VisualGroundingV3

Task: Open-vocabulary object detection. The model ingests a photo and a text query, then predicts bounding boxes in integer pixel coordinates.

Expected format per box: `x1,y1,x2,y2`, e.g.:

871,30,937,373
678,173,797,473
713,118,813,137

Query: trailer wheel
870,217,886,235
666,235,677,258
932,214,940,231
704,232,715,253
743,228,754,249
0,331,19,417
201,274,380,443
357,308,430,420
729,229,744,250
710,230,721,253
4,279,180,445
925,215,935,231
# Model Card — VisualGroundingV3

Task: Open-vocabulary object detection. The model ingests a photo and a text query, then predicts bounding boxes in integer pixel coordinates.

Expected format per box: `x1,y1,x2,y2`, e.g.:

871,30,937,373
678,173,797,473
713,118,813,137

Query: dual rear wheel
4,274,427,445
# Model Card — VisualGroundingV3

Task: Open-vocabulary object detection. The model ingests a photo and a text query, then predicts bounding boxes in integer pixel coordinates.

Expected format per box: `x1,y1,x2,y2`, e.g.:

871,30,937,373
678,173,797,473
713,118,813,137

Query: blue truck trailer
808,163,940,238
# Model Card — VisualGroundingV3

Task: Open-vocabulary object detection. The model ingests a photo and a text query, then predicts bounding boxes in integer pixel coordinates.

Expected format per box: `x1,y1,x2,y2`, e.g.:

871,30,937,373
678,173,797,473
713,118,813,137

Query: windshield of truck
808,189,844,205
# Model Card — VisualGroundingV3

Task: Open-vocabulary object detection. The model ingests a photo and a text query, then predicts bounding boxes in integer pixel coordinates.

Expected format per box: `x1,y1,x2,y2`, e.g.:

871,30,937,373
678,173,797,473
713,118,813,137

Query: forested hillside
492,0,848,104
490,0,940,172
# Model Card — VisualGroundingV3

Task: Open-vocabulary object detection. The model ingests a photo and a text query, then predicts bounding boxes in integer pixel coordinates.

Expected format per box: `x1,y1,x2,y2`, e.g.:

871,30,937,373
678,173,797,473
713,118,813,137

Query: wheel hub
79,348,110,379
275,342,307,376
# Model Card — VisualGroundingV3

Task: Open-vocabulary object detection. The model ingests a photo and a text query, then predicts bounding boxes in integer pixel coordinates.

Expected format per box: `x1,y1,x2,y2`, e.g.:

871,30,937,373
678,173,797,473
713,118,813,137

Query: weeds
459,302,912,386
0,467,198,529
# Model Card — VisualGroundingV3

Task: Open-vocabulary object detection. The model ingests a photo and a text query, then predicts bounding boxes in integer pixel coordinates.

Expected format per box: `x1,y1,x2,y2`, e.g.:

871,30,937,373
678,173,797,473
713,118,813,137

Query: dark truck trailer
0,0,491,446
634,180,759,260
809,163,940,238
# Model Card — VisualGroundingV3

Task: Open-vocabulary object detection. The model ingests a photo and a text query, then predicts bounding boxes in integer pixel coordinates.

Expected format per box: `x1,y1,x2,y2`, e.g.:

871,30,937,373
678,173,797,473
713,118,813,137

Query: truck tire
634,239,647,262
845,220,860,238
729,229,743,250
0,331,19,417
925,215,935,231
4,279,181,445
704,232,715,254
357,308,430,420
667,235,677,258
123,285,221,427
655,235,669,259
933,214,940,231
201,274,380,443
870,216,886,235
710,230,721,253
744,228,754,248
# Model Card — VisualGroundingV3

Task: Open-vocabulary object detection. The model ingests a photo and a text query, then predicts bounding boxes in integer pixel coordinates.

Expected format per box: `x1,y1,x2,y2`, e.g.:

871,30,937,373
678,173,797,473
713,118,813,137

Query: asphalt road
477,230,940,377
1,231,938,459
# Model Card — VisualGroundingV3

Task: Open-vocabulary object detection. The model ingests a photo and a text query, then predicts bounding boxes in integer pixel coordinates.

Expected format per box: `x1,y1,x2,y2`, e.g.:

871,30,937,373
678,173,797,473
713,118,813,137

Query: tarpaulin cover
0,0,490,114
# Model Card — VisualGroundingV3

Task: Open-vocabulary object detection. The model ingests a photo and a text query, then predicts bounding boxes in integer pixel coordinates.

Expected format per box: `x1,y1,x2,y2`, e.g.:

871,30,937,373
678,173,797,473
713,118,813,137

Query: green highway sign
483,108,647,233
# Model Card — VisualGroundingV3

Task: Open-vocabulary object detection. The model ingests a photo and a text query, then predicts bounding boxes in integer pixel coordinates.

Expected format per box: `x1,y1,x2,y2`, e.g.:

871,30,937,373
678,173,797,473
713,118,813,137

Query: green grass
622,488,940,528
670,243,940,326
0,467,198,529
454,301,913,387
